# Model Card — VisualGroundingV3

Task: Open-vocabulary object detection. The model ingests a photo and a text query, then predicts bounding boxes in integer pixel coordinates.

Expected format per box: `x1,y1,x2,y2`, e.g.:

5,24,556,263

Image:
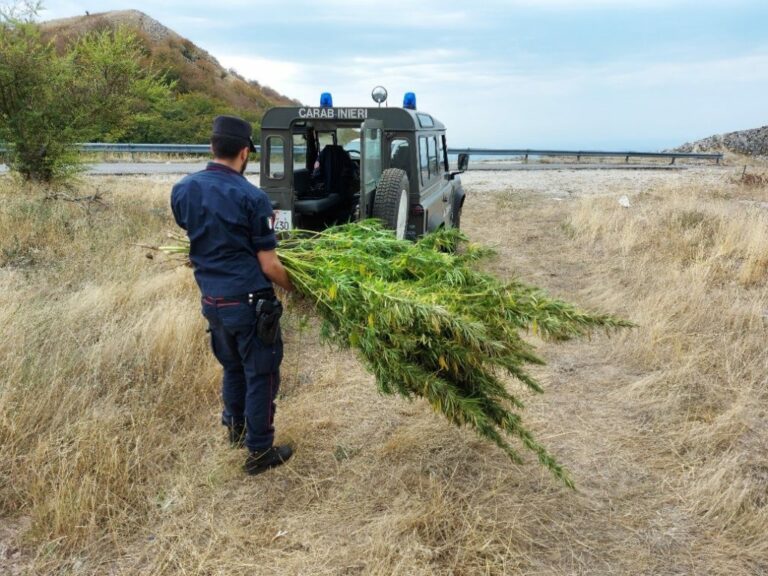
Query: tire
372,168,410,240
452,201,462,229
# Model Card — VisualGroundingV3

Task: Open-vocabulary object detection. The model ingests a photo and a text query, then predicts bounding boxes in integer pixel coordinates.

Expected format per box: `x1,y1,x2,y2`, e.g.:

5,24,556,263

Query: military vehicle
259,87,468,240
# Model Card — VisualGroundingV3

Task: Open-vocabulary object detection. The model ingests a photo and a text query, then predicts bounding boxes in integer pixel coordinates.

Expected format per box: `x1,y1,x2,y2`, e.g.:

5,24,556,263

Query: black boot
243,445,293,475
228,423,246,448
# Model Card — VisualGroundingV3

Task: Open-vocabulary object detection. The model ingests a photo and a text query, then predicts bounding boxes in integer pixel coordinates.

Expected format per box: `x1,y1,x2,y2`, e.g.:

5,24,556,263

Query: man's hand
257,249,294,293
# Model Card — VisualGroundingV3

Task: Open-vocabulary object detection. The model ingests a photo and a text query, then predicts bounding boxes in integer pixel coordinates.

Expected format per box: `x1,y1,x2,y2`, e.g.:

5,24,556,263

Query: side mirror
457,153,469,172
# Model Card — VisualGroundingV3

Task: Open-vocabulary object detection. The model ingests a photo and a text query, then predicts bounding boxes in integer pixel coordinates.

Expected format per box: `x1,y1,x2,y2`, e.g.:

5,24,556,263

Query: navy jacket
171,163,276,297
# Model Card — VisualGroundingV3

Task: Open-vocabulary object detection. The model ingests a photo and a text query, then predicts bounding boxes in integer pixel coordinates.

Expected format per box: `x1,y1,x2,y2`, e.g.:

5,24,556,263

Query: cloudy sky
38,0,768,149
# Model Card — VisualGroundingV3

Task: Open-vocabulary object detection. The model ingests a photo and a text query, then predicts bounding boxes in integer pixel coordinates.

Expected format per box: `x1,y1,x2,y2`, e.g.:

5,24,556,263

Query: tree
0,2,172,182
69,27,173,142
0,9,78,181
0,0,41,22
121,91,261,144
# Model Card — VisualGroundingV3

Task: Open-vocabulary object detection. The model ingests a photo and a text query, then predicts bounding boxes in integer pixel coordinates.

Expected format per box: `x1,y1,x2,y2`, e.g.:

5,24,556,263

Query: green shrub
0,3,172,182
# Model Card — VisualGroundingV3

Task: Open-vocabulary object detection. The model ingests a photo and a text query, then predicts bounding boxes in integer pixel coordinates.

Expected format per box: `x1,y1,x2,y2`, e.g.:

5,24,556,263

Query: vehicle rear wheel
372,168,410,240
453,201,462,229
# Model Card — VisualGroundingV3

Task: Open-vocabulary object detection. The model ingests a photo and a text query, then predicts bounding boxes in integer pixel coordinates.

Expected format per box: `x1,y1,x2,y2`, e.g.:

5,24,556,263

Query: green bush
0,4,172,182
121,91,261,144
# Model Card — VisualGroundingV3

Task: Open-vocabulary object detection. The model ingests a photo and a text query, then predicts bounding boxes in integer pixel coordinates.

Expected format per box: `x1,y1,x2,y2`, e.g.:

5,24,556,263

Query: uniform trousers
201,298,283,453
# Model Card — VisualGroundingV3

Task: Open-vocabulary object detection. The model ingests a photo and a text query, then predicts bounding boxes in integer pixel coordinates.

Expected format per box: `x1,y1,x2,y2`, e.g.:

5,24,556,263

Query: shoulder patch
259,215,274,236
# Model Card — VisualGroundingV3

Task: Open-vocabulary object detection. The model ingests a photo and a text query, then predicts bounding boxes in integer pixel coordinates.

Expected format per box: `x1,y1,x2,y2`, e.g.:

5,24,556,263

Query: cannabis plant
164,222,631,487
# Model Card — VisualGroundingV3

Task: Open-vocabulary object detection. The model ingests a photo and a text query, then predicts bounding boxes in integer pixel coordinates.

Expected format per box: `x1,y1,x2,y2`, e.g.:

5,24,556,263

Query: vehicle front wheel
453,202,462,229
372,168,410,240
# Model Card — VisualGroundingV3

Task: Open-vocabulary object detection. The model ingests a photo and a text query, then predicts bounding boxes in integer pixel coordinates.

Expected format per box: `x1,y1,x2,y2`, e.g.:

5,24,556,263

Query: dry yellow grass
0,168,766,575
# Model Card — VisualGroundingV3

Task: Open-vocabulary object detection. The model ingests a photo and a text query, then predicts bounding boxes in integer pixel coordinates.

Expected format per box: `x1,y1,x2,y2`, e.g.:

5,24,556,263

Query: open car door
359,119,383,219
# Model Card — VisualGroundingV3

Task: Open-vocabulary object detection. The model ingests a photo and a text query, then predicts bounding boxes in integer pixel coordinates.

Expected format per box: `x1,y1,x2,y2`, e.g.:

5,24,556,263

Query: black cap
212,115,257,152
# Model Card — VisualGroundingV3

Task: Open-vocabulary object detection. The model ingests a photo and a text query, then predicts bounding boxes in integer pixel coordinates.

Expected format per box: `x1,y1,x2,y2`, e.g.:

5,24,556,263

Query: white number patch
272,210,292,232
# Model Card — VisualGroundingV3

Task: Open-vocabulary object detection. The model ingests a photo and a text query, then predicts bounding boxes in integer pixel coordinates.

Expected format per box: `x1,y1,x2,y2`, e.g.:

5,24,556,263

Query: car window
318,132,335,149
390,139,409,163
428,137,438,176
293,134,306,171
341,128,362,155
266,136,285,180
419,136,429,185
390,138,410,180
417,113,434,128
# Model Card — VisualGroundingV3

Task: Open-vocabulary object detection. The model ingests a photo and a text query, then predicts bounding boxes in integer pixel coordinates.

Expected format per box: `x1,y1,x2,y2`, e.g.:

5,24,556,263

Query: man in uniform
171,115,294,475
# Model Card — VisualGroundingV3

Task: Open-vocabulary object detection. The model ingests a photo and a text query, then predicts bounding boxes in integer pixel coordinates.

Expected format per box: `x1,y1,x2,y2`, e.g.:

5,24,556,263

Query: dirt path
0,517,29,576
459,170,753,574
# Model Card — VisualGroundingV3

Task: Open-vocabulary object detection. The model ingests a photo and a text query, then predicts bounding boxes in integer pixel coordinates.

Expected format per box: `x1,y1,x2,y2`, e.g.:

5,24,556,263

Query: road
0,161,692,176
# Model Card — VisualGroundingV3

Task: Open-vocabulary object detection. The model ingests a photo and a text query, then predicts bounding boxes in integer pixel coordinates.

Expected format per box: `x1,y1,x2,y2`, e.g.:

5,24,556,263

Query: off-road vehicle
259,88,468,240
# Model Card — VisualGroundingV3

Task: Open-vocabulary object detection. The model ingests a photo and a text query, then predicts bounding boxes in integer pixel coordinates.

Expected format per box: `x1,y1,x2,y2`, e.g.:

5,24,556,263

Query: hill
39,10,300,143
676,125,768,159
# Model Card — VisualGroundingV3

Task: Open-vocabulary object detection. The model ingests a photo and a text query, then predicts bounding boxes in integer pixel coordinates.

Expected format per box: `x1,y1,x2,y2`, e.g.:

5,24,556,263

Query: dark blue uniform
171,162,282,452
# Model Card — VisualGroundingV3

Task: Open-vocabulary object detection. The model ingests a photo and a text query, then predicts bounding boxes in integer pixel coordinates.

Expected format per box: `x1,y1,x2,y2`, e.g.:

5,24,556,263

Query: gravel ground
459,165,738,198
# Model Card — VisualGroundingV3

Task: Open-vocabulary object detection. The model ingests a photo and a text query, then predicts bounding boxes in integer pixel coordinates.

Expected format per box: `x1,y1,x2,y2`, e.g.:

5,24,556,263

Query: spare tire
372,168,410,240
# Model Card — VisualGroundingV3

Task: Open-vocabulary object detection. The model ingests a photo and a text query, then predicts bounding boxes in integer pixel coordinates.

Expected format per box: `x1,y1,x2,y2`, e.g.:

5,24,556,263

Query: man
171,115,294,475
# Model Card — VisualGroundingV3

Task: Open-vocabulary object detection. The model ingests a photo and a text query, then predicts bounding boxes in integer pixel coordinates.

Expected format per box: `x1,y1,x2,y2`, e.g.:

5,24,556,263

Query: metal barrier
80,143,214,154
446,148,723,165
0,142,216,155
0,143,723,164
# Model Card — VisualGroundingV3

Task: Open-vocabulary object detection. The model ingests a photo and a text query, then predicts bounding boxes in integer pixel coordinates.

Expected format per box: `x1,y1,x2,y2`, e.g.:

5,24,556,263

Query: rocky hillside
38,10,299,141
676,125,768,158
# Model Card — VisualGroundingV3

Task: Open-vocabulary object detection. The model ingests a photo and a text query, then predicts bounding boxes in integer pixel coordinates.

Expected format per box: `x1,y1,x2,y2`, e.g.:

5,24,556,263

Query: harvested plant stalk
163,222,631,486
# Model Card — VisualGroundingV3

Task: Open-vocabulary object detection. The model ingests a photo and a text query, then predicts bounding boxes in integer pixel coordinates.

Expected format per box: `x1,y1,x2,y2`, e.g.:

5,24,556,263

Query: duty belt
203,289,276,307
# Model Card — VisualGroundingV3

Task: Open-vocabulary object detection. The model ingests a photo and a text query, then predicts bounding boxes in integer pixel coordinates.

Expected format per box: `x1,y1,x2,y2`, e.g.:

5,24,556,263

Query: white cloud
37,0,768,148
39,0,474,30
215,47,481,107
602,52,768,87
217,43,768,109
481,0,741,8
305,1,472,28
216,53,309,99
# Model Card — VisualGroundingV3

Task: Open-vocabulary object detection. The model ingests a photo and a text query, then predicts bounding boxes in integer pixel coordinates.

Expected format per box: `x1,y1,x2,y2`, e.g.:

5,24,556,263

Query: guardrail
447,148,723,165
0,143,723,165
0,142,216,156
80,143,213,154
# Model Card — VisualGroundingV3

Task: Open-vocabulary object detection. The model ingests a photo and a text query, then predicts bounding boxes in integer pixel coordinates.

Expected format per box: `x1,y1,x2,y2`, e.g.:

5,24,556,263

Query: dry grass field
1,165,767,575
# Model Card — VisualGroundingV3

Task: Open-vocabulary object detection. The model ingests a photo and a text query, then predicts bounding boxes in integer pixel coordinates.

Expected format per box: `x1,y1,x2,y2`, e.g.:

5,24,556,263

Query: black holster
254,298,283,345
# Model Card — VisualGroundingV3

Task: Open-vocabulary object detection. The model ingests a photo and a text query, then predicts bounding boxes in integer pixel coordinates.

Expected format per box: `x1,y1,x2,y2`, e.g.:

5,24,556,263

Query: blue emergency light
320,92,333,107
403,92,417,110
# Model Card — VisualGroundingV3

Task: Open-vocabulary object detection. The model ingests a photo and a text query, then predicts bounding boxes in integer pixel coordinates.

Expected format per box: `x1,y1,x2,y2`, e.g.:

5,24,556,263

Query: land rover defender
259,88,468,240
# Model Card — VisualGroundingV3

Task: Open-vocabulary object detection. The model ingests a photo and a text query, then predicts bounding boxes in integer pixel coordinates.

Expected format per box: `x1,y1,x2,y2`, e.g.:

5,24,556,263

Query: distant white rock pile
675,126,768,158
